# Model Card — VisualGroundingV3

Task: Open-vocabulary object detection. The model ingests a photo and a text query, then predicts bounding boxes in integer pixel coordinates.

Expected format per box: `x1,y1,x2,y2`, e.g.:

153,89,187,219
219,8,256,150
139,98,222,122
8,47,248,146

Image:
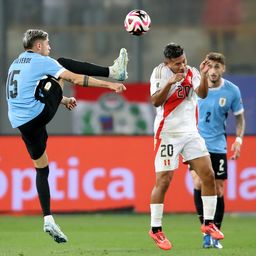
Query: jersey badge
219,97,226,107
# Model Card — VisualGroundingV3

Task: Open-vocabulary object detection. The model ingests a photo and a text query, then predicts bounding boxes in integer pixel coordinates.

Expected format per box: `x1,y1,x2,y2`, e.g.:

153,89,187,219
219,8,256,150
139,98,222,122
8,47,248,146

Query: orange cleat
201,223,224,240
149,230,172,250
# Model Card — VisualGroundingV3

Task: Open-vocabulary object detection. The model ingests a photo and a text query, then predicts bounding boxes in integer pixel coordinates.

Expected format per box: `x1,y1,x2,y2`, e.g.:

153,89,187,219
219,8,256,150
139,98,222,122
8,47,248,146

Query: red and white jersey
150,63,201,138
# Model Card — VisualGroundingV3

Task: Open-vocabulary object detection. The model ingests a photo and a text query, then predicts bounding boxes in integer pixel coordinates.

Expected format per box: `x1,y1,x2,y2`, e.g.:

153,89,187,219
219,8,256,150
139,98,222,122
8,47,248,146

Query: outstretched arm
59,70,126,93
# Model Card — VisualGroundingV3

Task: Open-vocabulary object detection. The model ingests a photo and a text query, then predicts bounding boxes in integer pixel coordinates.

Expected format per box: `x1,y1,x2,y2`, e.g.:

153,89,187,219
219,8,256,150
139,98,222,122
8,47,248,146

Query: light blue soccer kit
198,78,244,153
6,51,65,128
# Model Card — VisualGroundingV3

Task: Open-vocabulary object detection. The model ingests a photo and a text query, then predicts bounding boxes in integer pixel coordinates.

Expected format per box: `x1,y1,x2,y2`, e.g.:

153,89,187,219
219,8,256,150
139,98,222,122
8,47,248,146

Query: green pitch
0,213,255,256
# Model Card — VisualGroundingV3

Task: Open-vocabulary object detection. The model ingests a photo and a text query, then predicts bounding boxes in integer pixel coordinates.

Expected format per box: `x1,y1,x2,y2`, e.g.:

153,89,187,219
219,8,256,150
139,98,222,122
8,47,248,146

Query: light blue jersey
6,51,66,128
198,78,244,153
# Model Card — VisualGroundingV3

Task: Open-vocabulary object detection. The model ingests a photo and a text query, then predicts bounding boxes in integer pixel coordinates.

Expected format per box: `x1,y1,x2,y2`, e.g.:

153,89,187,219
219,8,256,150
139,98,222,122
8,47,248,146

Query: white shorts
154,133,209,172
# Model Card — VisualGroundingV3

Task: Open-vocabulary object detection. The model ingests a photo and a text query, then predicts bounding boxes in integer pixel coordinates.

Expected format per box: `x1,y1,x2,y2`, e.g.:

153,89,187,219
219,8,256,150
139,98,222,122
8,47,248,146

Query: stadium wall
0,136,255,214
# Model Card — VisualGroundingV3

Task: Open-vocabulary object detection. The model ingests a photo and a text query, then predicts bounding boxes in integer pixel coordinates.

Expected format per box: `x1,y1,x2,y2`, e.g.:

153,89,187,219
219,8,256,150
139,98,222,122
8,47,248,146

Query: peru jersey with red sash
150,63,201,138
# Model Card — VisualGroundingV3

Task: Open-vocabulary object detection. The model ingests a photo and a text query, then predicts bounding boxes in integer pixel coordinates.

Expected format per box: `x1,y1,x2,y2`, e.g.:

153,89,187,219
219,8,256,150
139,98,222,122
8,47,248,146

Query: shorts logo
219,97,226,107
44,82,52,91
164,159,170,166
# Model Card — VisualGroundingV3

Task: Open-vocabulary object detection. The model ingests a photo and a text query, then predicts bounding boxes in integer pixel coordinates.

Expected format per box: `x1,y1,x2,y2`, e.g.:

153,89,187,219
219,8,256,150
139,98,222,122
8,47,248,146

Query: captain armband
83,75,89,87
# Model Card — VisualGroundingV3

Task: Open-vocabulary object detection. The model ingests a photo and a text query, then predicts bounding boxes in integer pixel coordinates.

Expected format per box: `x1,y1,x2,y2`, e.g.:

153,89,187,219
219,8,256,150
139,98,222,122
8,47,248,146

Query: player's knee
201,167,215,185
156,175,172,192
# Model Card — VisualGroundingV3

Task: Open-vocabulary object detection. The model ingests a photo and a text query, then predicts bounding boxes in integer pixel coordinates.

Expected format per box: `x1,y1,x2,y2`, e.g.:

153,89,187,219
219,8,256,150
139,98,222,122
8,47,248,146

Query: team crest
164,159,170,166
219,97,226,107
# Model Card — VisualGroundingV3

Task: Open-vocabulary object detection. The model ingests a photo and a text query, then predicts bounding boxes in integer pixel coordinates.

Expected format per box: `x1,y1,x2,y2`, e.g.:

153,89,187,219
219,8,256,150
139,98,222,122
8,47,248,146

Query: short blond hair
23,29,48,49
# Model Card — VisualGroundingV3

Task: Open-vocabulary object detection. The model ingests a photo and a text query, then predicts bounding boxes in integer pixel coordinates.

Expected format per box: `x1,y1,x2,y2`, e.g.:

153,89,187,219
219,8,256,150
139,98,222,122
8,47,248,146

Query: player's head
163,43,187,74
207,52,225,65
23,29,51,56
206,52,226,83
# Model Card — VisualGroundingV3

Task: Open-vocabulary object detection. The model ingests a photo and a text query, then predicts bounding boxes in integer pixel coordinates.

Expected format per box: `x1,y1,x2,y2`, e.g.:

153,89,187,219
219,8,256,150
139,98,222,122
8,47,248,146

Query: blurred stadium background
0,0,255,220
1,0,256,135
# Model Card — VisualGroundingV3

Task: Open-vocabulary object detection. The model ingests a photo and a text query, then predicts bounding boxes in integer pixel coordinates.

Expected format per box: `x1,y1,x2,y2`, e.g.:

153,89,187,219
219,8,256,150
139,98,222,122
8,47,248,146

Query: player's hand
63,97,77,110
110,83,127,93
168,73,184,85
230,140,241,160
199,58,211,76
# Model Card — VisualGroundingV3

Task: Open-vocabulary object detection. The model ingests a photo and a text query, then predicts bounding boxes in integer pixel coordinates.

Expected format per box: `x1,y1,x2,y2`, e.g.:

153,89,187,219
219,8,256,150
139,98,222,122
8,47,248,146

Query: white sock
44,215,55,223
150,204,164,227
109,65,114,78
201,195,217,221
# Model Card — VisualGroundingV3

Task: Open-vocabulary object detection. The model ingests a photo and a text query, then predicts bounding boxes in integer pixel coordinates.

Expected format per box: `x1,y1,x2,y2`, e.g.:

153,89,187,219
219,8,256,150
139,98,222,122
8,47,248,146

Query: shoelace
155,231,166,241
209,223,218,232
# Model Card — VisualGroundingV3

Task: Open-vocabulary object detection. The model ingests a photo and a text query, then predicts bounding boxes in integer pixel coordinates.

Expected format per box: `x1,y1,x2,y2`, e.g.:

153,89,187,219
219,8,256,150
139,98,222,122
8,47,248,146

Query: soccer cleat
213,239,223,249
109,48,128,81
202,234,212,248
149,230,172,250
201,223,224,240
44,221,68,243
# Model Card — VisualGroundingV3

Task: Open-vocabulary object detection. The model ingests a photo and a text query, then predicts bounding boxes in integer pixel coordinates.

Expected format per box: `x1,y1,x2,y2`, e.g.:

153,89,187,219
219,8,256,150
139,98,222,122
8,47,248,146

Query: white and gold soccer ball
124,9,151,36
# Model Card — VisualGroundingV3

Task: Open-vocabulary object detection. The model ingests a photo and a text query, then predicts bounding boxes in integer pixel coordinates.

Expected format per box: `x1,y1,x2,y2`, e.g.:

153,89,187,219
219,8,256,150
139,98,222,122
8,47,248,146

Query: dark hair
23,29,48,49
206,52,225,65
163,43,184,59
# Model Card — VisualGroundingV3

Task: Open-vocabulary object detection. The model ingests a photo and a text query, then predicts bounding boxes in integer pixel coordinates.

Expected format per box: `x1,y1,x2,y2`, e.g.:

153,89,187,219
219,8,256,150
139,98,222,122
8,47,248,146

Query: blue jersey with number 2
6,51,65,128
198,78,244,153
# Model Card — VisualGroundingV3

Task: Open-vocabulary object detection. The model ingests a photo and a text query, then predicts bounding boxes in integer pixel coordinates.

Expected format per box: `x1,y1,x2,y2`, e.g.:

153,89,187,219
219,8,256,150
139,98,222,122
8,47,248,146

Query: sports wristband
83,75,89,87
235,137,243,145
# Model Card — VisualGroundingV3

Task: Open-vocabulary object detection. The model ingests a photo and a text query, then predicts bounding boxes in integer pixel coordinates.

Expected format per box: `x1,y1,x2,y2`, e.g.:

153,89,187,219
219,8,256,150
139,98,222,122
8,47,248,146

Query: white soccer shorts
154,132,209,172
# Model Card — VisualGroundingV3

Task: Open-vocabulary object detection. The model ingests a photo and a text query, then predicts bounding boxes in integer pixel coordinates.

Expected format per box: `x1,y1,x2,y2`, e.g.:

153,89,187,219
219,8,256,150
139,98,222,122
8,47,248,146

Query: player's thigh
181,133,209,163
188,155,214,181
19,123,48,160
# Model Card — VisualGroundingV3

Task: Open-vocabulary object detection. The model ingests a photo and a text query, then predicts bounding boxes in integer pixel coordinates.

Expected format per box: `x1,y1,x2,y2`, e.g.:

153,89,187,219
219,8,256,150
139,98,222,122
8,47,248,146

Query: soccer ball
124,9,151,36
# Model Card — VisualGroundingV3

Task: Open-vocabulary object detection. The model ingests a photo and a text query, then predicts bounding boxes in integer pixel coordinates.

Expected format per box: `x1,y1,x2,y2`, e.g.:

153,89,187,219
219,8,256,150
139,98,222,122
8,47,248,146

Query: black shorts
210,152,227,180
18,77,63,160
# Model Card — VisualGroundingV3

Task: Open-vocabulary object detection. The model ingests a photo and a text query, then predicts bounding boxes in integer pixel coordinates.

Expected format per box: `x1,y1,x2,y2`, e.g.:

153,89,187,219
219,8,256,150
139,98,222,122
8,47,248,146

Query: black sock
57,58,109,77
152,226,162,233
36,166,51,216
204,219,212,225
214,196,224,229
194,189,204,224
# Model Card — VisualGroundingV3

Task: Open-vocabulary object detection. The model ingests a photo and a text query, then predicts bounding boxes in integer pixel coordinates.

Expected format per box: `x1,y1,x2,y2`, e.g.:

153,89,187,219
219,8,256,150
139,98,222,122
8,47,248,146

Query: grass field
0,213,255,256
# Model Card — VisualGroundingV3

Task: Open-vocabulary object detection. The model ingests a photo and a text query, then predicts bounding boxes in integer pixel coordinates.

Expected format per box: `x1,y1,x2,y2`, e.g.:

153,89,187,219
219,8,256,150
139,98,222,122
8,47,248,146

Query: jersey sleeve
150,65,169,96
191,67,201,90
39,56,66,79
231,85,244,115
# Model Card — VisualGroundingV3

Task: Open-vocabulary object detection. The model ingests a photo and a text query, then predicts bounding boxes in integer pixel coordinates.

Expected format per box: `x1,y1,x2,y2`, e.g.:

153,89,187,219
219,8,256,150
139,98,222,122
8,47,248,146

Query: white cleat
109,48,128,81
44,221,68,243
213,239,223,249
